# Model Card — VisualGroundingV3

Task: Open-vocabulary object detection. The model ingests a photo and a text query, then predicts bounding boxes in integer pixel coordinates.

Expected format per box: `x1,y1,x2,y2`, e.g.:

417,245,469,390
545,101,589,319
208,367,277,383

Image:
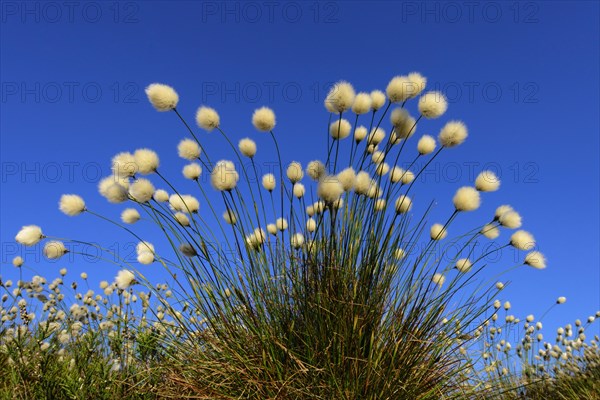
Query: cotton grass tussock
238,138,257,158
252,107,276,131
195,106,220,131
178,139,201,161
15,225,43,246
59,194,86,216
145,83,178,111
329,118,352,139
453,186,481,211
325,81,355,113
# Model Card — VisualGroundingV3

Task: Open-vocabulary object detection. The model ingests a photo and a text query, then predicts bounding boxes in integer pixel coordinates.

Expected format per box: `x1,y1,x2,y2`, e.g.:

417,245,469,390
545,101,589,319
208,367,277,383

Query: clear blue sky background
1,1,599,339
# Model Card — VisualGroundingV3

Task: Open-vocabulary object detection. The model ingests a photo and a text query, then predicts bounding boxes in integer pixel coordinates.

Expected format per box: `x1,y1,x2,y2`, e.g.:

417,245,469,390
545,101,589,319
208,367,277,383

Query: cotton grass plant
4,74,595,399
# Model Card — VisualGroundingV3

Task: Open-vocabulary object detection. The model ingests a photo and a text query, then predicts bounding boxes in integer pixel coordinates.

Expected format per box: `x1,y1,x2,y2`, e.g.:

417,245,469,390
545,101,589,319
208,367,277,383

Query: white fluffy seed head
293,183,305,198
223,209,237,225
354,171,372,195
432,273,446,287
307,160,326,181
134,149,159,174
43,241,66,259
337,167,356,191
145,83,178,111
178,139,201,161
456,258,472,273
499,210,522,229
276,218,288,231
407,72,427,98
252,107,276,131
354,126,368,142
183,163,202,180
390,108,417,140
417,135,437,155
481,224,500,239
262,173,276,191
330,118,352,139
386,75,411,103
291,233,305,249
115,270,135,290
504,301,511,310
430,223,448,240
375,162,390,176
59,194,86,216
136,241,154,255
137,252,154,265
286,161,303,183
352,92,372,114
112,152,137,178
418,91,448,118
174,212,190,226
12,256,24,267
325,81,355,113
153,189,169,202
196,106,220,131
439,121,468,147
238,138,257,158
317,176,344,203
306,218,317,232
367,127,386,145
510,230,536,250
129,179,155,203
374,198,386,211
394,195,412,214
557,296,566,304
267,224,277,235
371,151,385,164
453,186,481,211
525,251,546,269
99,176,129,203
169,194,199,214
121,208,140,224
495,205,513,219
211,160,239,191
476,171,501,192
370,90,386,110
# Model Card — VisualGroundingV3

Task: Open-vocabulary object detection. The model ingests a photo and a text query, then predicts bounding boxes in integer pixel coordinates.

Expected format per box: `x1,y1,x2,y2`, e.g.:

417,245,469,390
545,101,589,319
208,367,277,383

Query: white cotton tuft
178,139,201,161
495,205,513,219
453,186,481,211
99,176,129,203
134,149,159,174
510,230,536,250
439,121,468,147
375,162,390,176
112,152,137,178
330,118,352,139
293,183,305,198
129,179,155,203
318,176,343,203
13,256,24,267
325,81,355,113
59,194,86,216
291,233,305,249
481,224,500,239
115,270,135,290
153,189,169,202
276,218,288,231
174,212,190,226
455,258,472,273
337,167,356,191
407,72,427,98
354,126,368,142
137,251,154,265
386,75,411,103
370,90,386,110
367,127,386,145
136,241,154,255
306,160,326,181
43,241,67,260
16,225,43,246
394,195,412,214
196,106,220,131
432,273,446,287
238,138,257,158
418,91,447,118
183,163,202,180
169,194,199,213
286,161,303,183
524,251,546,269
267,224,277,235
352,92,372,114
354,171,372,195
121,208,140,224
211,160,239,191
498,210,522,229
374,198,386,211
475,171,501,192
430,223,448,240
306,218,317,232
262,173,276,191
252,107,276,131
390,108,417,140
417,135,437,155
223,210,237,225
145,83,178,111
557,296,566,304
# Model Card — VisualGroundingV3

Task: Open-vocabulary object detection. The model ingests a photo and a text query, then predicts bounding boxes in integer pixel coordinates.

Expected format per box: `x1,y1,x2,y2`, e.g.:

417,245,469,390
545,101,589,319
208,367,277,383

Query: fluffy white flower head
418,91,447,118
211,160,239,191
238,138,257,158
223,210,237,225
43,241,67,259
439,121,468,147
262,173,276,191
145,83,178,111
476,171,501,192
134,149,159,174
15,225,43,246
325,81,355,113
115,270,135,290
169,194,199,213
417,135,436,155
286,161,303,183
153,189,169,202
430,223,448,240
59,194,86,216
183,163,202,180
252,107,276,131
370,90,386,110
390,108,417,140
129,179,155,203
456,258,472,273
354,126,368,142
453,186,481,211
307,160,326,181
291,233,305,249
293,183,305,198
137,252,154,265
510,230,536,250
196,106,220,131
352,92,372,114
330,118,352,139
481,224,500,239
178,139,201,161
112,152,137,178
499,210,522,229
337,167,356,191
432,273,446,287
524,251,546,269
317,176,343,203
121,208,140,224
394,195,412,214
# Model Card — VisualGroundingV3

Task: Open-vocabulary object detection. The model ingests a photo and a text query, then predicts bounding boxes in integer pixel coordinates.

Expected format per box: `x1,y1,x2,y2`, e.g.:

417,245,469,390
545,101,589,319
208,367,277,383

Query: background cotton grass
8,74,587,400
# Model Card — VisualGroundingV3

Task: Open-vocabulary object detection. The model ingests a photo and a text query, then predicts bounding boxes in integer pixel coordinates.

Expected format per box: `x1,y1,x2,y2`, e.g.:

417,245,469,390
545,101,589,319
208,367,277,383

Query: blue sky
1,1,599,338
